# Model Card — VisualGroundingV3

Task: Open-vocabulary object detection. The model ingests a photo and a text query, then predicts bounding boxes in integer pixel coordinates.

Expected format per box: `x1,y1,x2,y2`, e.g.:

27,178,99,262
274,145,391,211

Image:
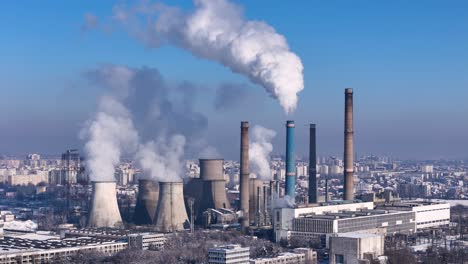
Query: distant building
8,174,48,186
421,165,434,173
208,244,250,264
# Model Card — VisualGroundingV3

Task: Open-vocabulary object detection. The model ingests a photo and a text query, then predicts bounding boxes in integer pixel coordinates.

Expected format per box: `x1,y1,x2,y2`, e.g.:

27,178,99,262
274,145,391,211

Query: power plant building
273,202,416,243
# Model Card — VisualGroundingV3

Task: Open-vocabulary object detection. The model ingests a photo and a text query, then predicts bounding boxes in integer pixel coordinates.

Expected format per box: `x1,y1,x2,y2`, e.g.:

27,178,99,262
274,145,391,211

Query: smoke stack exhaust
154,182,189,232
240,121,250,229
285,121,296,197
87,181,123,228
308,124,318,203
133,179,159,225
344,88,355,201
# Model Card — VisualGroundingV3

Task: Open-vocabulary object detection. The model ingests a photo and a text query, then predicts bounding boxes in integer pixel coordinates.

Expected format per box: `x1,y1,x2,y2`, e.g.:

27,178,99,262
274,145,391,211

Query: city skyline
1,0,467,160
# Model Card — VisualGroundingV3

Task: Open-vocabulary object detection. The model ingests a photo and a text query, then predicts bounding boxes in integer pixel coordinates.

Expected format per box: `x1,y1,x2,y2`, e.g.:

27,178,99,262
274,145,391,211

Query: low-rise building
208,244,250,264
0,236,127,264
127,233,167,250
250,252,306,264
329,232,385,264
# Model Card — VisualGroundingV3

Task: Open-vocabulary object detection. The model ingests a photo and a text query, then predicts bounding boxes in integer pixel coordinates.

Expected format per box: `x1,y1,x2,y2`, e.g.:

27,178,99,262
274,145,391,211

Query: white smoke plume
274,195,296,209
111,0,304,113
83,64,213,182
135,135,186,182
249,125,276,180
80,95,139,182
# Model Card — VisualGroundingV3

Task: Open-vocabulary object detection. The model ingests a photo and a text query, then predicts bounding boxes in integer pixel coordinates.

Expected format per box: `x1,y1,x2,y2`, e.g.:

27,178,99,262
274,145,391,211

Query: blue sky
1,0,467,159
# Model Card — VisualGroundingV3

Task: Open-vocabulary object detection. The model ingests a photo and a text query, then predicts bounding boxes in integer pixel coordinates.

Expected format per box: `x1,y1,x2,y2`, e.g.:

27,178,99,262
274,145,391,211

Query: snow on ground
3,220,38,232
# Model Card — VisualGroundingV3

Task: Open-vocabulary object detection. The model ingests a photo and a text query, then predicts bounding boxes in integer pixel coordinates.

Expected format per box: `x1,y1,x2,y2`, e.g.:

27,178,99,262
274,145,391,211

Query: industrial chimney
199,159,231,210
154,182,189,232
344,88,355,201
308,124,318,203
240,121,250,229
87,181,123,228
285,121,296,197
133,179,159,225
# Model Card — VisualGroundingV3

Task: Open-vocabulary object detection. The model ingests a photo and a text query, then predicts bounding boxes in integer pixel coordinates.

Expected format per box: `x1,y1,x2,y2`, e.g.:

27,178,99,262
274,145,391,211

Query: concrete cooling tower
199,159,230,209
87,181,123,228
133,179,159,225
154,182,189,232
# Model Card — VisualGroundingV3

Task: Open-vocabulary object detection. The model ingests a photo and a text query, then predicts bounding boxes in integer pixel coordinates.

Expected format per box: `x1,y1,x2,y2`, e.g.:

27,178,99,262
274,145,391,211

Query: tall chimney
240,121,250,229
308,124,317,203
344,88,355,201
285,121,296,197
87,181,123,228
256,186,261,226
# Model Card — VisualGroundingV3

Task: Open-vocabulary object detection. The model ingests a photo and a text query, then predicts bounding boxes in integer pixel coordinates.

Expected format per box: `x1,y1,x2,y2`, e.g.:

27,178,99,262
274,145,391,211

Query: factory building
376,201,450,230
273,202,375,242
273,201,418,243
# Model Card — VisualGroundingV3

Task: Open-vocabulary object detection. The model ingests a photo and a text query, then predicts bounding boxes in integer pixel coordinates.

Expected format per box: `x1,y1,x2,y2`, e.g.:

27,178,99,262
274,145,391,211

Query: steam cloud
80,96,139,182
249,125,276,180
82,64,213,182
112,0,304,113
135,135,186,182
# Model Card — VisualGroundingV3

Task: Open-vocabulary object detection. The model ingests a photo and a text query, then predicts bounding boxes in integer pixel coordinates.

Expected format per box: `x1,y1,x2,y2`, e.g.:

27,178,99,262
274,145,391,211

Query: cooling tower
285,120,296,197
308,124,318,203
240,121,250,229
87,181,123,228
199,159,231,213
133,179,159,225
154,182,189,232
200,159,224,181
344,88,355,201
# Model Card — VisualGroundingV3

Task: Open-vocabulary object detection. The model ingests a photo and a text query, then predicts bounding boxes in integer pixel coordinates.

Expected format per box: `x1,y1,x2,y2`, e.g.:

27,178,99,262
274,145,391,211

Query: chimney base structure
87,181,123,228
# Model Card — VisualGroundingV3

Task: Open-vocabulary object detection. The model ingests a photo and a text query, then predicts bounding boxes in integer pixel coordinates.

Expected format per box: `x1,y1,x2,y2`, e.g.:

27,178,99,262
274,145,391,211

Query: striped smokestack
308,124,317,203
344,88,354,201
285,120,296,197
240,121,250,229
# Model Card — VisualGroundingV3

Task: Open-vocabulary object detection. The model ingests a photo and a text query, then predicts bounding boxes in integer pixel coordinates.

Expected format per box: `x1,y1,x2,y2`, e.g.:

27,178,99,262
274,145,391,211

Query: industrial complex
0,88,463,264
